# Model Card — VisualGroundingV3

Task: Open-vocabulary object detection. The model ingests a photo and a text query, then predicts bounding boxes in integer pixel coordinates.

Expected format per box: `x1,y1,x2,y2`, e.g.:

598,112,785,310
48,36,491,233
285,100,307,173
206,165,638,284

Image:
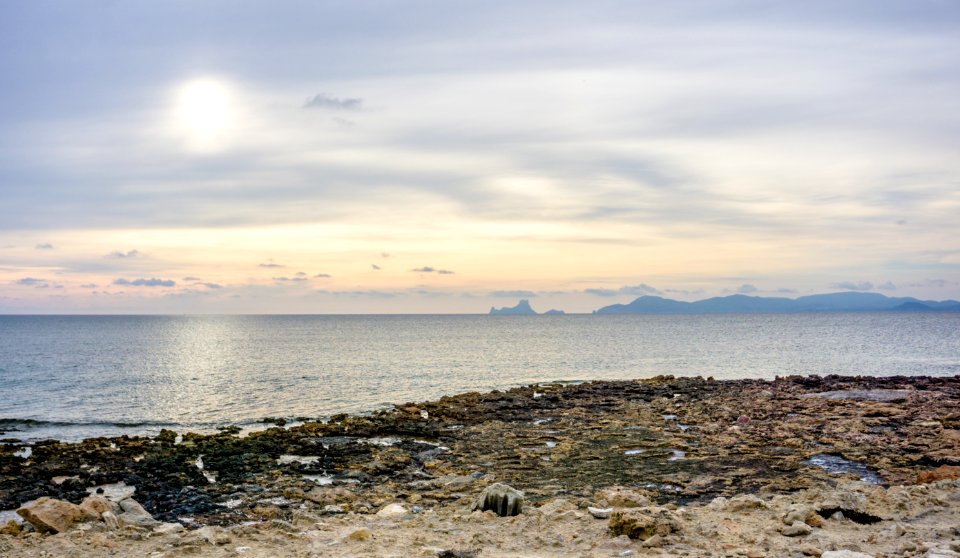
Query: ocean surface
1,313,958,442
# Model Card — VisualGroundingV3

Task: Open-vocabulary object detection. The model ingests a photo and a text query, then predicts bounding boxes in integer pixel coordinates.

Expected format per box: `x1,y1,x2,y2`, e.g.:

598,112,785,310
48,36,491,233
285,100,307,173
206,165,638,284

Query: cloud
183,276,202,281
737,284,758,294
198,282,222,289
314,273,331,278
830,281,874,291
776,288,798,294
107,249,141,259
15,277,47,286
258,263,285,268
412,266,455,274
113,278,176,287
876,281,897,291
371,264,381,270
490,290,537,298
35,243,54,250
585,284,663,297
273,276,308,282
295,271,307,276
303,93,363,111
80,283,98,288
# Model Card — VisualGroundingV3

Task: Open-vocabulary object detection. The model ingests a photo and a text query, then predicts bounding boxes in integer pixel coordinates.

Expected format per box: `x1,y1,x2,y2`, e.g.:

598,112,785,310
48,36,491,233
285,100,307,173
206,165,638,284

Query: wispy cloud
830,281,874,291
34,243,54,250
15,277,47,286
490,290,537,298
258,263,285,268
303,93,363,111
113,278,176,287
585,284,663,297
107,249,142,259
737,284,758,294
412,266,455,274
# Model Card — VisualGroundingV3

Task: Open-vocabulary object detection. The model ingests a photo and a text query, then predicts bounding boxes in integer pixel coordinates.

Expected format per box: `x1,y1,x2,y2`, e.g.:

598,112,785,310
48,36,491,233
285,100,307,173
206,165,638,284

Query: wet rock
916,465,960,484
471,483,523,517
16,497,86,534
608,506,682,540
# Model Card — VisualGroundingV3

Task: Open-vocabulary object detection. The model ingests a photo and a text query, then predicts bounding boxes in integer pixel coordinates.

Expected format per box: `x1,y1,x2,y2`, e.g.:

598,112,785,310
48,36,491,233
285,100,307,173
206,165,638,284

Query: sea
1,313,958,442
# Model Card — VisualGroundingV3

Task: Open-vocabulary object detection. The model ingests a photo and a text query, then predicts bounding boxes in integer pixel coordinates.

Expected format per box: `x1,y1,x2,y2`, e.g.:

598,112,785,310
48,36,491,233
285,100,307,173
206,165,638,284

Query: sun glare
173,78,235,152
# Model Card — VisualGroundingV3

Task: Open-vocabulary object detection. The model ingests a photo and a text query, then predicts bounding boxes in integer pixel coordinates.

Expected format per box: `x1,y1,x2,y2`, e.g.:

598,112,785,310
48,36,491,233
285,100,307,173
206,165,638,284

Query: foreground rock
16,497,87,534
1,374,960,556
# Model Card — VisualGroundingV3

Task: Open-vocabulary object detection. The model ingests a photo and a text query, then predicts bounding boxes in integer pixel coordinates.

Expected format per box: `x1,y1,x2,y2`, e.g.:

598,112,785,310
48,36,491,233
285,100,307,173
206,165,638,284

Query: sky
1,1,958,314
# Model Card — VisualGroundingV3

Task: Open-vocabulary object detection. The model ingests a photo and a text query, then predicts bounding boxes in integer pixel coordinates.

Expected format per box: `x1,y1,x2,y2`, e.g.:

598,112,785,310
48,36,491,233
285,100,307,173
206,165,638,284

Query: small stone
829,511,845,521
101,511,120,530
471,483,524,517
608,507,682,541
375,503,408,517
588,506,612,519
79,495,118,519
347,527,372,541
820,552,875,558
641,534,663,547
17,497,87,534
726,494,765,512
153,522,184,535
117,498,159,527
782,522,812,537
800,543,823,556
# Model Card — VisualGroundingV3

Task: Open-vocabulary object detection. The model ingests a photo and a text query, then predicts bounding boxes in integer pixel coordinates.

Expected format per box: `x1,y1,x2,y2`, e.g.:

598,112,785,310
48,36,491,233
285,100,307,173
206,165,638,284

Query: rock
86,482,136,502
191,525,231,545
101,511,120,530
800,544,823,556
726,494,766,512
800,390,911,402
347,527,372,541
471,483,524,517
16,497,87,534
304,486,355,505
597,486,652,508
117,498,159,527
1,519,22,535
79,495,119,519
588,506,613,519
608,507,682,540
153,522,184,535
782,522,812,537
820,552,875,558
641,534,664,547
375,503,408,517
916,465,960,484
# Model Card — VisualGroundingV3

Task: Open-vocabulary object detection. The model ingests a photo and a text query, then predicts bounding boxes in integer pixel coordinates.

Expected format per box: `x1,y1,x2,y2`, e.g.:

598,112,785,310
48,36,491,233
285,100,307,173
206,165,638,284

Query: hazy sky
1,1,958,313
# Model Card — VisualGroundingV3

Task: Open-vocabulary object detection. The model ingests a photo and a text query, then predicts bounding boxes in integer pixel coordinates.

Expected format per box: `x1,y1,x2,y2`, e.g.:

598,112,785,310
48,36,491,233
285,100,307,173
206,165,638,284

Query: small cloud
183,276,202,281
830,281,874,291
381,252,391,258
412,266,436,273
304,93,363,110
737,284,758,294
15,277,47,286
437,269,455,275
371,264,381,270
80,283,98,288
876,281,897,291
107,249,141,259
198,282,222,289
314,273,332,278
584,288,618,297
295,271,307,276
258,262,285,268
273,276,308,282
490,290,537,298
113,278,176,287
776,288,798,294
35,243,55,250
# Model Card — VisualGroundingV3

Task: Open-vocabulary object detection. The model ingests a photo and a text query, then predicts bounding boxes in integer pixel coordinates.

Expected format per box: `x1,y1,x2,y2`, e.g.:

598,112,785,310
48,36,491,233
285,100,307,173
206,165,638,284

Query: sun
173,78,236,152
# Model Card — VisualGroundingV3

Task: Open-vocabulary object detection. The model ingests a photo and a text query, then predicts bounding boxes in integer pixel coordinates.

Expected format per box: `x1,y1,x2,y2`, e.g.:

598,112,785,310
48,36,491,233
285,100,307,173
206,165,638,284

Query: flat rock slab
799,390,912,403
17,497,86,534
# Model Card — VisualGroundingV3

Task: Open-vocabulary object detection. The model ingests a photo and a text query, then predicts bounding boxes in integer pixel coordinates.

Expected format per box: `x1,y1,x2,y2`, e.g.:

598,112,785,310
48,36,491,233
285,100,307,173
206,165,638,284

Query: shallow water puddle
804,454,884,485
13,447,31,459
303,474,334,485
277,455,321,465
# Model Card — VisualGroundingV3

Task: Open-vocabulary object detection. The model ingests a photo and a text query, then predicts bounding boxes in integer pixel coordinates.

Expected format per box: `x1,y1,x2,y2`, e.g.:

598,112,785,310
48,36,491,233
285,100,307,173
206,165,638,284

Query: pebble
375,503,408,517
782,522,812,537
588,506,612,519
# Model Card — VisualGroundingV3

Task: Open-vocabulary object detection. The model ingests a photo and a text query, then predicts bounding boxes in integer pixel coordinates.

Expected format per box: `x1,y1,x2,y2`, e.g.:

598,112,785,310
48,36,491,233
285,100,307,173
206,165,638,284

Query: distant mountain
489,299,565,315
594,292,960,314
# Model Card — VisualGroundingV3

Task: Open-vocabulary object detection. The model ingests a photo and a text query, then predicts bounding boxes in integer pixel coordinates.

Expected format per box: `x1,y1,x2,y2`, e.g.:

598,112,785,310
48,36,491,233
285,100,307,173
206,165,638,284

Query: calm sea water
1,313,958,442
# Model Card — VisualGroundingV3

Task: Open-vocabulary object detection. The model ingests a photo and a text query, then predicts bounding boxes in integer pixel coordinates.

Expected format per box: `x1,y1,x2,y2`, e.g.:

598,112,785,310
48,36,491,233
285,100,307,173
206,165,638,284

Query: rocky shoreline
2,374,960,557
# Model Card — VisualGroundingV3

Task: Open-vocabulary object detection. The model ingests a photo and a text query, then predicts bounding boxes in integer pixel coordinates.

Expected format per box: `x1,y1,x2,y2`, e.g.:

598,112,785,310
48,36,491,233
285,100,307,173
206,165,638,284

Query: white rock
375,503,408,517
153,522,184,535
588,506,613,519
821,551,875,558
